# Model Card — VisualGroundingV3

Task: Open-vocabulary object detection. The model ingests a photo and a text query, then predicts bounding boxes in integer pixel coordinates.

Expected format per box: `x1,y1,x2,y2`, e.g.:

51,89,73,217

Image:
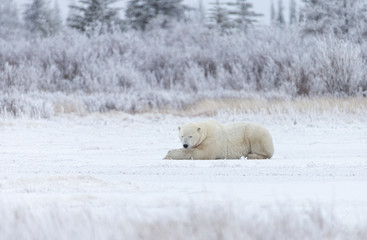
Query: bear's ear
197,127,201,132
178,126,181,131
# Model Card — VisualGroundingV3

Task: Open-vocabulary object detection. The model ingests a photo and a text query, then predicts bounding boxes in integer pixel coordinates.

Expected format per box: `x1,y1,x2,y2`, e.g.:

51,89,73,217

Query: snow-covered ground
1,111,367,239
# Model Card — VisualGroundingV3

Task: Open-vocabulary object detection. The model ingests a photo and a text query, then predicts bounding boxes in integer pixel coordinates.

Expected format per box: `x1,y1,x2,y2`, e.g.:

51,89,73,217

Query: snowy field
2,0,367,238
1,107,367,239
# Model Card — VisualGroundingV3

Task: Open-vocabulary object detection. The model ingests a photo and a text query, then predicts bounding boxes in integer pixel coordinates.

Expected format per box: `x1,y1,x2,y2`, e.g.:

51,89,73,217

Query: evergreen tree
227,0,263,30
0,1,21,37
276,0,285,25
67,0,122,33
198,0,205,24
125,0,187,31
67,0,79,25
298,8,305,23
208,0,232,30
302,0,367,41
289,0,297,25
23,0,62,37
270,1,276,25
50,1,63,33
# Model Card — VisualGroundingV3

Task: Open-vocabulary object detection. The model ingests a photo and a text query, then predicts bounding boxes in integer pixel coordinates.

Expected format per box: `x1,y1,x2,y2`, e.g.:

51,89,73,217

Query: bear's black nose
183,144,188,148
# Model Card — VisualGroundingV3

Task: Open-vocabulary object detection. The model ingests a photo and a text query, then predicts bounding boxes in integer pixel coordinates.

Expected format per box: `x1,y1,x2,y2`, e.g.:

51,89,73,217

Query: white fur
164,120,274,160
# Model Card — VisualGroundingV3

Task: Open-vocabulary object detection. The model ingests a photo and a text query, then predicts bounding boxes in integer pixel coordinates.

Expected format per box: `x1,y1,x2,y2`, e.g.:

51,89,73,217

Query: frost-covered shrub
312,36,365,96
0,93,53,118
0,22,366,118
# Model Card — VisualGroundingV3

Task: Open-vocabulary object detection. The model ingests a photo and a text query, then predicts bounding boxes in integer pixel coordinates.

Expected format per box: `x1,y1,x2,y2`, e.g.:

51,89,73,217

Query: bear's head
178,123,204,149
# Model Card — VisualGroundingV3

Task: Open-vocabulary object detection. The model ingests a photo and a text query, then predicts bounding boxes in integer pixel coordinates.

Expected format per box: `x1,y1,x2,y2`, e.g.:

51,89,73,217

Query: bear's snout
183,144,189,148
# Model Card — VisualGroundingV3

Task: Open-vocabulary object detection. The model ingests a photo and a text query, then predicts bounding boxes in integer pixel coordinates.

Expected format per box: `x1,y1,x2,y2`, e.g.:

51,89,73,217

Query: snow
2,1,367,238
1,112,367,239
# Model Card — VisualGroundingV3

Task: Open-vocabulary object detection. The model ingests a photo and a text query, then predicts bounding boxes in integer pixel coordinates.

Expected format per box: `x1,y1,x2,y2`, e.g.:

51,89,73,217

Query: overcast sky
13,0,303,25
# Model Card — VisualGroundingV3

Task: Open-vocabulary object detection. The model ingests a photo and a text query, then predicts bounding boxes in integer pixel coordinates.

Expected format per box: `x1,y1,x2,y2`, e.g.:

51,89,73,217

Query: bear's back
223,122,249,143
198,120,226,142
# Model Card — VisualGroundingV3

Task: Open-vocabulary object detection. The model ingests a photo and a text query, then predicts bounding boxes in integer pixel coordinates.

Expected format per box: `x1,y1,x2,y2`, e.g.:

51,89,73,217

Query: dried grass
174,97,367,117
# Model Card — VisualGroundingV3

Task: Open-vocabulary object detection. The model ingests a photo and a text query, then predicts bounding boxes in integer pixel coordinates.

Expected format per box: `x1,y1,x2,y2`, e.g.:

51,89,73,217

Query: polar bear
164,120,274,160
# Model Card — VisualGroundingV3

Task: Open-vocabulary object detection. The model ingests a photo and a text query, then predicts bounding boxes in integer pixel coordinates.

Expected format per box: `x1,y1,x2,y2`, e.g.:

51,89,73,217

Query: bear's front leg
164,148,216,160
164,148,193,160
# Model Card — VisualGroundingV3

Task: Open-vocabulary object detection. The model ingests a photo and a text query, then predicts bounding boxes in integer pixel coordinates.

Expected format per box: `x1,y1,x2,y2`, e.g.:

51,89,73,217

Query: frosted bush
313,36,365,96
0,93,53,118
0,22,366,118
